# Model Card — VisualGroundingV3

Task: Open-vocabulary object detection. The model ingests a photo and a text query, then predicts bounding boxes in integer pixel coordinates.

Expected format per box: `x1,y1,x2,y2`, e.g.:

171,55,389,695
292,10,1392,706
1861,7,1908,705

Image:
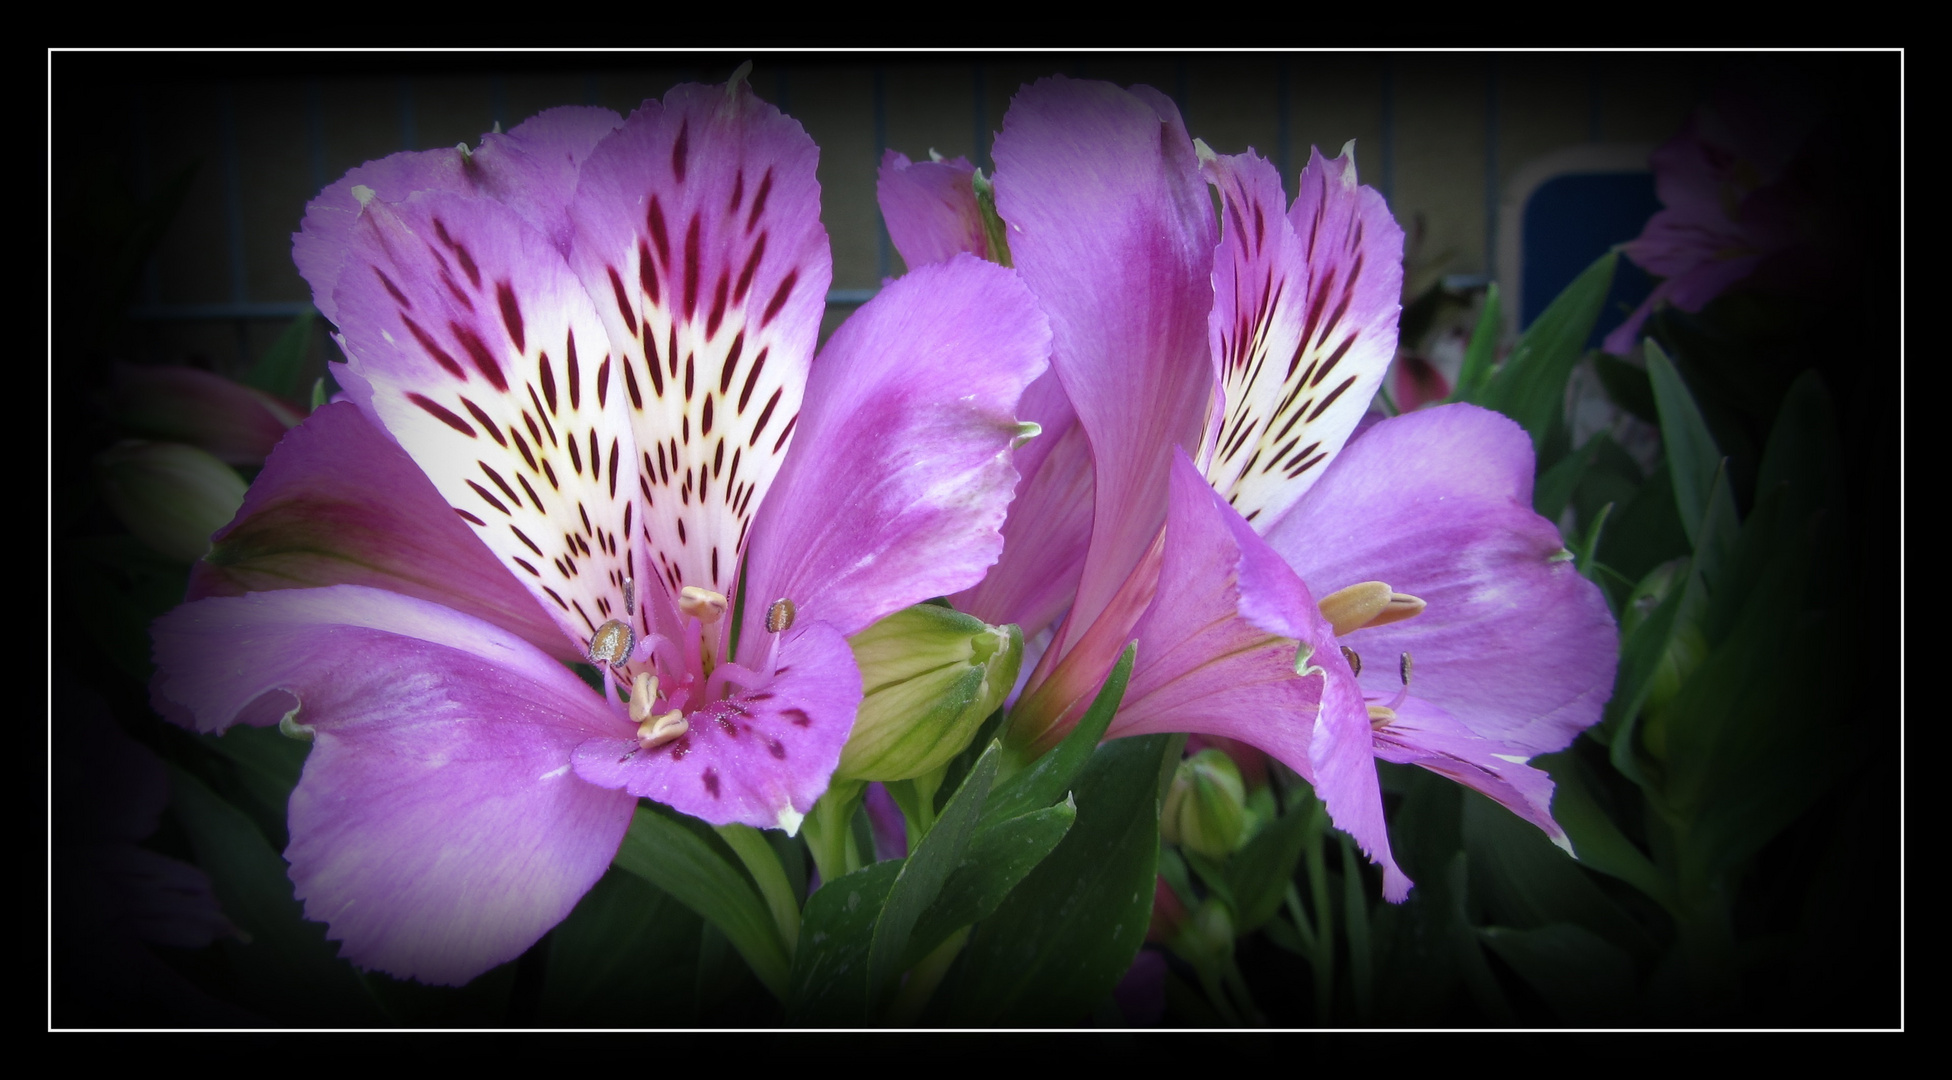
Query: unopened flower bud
95,440,247,563
1170,896,1236,972
836,604,1022,782
1161,748,1250,859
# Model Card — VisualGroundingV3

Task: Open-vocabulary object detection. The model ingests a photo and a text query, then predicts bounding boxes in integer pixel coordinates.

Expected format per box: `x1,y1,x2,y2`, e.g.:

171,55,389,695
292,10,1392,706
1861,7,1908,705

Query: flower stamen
628,671,662,724
680,586,729,675
588,618,635,669
1317,580,1428,636
637,709,689,749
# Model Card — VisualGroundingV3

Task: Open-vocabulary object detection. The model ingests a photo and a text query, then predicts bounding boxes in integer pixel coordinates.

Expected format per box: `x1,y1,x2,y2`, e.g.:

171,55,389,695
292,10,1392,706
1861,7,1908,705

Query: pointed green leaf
247,309,316,401
613,804,790,1000
1535,749,1674,912
865,743,1001,1010
1477,253,1615,450
1646,341,1724,548
984,643,1134,825
928,733,1172,1025
899,799,1075,971
1449,282,1502,404
784,860,904,1023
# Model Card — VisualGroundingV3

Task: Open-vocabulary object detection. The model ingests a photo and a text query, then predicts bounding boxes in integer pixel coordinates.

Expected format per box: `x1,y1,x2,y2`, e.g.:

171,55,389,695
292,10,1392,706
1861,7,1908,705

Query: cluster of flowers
151,72,1615,986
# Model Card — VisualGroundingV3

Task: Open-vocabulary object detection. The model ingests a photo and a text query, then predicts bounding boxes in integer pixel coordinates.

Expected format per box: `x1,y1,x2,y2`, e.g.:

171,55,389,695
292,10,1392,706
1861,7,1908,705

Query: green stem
714,823,801,956
804,780,864,886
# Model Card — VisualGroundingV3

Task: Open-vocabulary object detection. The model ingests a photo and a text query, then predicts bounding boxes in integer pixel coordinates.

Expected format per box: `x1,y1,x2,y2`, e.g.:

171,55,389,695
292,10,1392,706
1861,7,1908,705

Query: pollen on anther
1340,645,1362,677
765,597,796,633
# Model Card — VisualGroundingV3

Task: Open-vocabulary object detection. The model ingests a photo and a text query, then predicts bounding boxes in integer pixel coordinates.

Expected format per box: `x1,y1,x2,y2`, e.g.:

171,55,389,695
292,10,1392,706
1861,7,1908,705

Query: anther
765,597,796,634
1367,704,1397,730
1318,581,1428,636
588,618,635,667
1340,645,1362,677
629,671,661,724
1399,652,1413,687
1366,593,1427,631
679,586,729,622
638,710,689,749
1319,581,1393,637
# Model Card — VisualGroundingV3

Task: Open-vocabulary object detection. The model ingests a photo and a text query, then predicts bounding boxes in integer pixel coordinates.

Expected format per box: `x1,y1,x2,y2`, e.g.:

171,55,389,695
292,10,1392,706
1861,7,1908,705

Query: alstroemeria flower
1601,74,1836,356
880,77,1614,899
152,76,1050,985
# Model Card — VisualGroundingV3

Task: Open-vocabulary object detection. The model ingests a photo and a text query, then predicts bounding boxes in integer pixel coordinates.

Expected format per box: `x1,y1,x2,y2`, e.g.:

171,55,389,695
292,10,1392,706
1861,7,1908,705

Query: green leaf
865,743,1001,1011
984,642,1134,824
900,799,1075,971
1533,433,1604,526
1220,796,1315,932
247,309,316,401
1646,341,1724,549
1754,371,1843,533
1536,749,1673,912
1476,253,1615,450
784,860,903,1024
1339,835,1375,1020
165,764,384,1024
1477,923,1637,1024
198,724,310,849
1461,790,1654,960
1605,567,1683,789
538,866,708,1025
612,804,791,1000
928,733,1172,1025
1592,351,1658,424
1448,282,1502,404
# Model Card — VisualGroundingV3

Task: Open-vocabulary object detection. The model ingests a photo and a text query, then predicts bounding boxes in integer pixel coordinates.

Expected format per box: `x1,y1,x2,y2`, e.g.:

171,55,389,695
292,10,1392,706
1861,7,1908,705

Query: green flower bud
837,604,1022,783
1161,748,1249,859
1170,896,1236,973
95,440,247,563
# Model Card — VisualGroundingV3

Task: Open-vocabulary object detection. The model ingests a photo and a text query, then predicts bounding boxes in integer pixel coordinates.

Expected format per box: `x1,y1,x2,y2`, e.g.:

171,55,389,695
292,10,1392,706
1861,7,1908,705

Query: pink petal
876,150,991,267
737,255,1051,646
1115,453,1409,900
1371,696,1570,852
991,77,1217,662
151,586,635,985
190,401,577,665
1265,404,1617,757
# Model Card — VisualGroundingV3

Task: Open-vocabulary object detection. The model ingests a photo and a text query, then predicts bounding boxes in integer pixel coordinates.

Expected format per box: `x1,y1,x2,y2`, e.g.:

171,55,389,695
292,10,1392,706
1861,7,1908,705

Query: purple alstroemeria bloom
1601,73,1838,356
152,75,1050,985
879,77,1615,900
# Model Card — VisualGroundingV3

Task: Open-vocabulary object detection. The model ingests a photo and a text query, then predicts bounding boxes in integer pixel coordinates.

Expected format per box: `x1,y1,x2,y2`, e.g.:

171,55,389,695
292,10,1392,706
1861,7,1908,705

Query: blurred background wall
53,51,1759,393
